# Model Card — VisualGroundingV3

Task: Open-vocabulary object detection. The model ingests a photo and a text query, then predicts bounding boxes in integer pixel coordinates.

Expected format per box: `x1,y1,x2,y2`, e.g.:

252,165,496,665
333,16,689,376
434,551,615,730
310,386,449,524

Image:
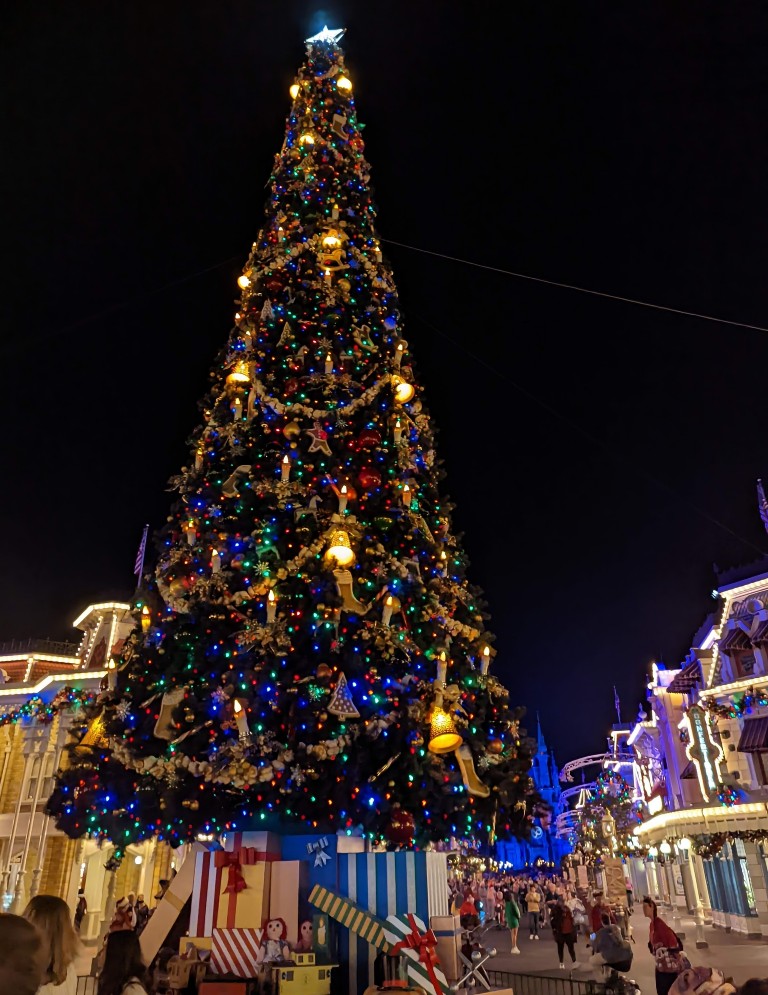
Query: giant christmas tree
48,27,534,854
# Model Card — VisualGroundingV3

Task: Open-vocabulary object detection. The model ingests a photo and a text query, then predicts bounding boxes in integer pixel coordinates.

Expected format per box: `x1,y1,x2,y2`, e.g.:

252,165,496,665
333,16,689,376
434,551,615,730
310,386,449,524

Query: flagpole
134,523,149,590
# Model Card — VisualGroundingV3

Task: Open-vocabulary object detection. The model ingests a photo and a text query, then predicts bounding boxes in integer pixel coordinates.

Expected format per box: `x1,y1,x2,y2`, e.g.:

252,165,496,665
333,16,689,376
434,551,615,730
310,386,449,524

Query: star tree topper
305,26,346,45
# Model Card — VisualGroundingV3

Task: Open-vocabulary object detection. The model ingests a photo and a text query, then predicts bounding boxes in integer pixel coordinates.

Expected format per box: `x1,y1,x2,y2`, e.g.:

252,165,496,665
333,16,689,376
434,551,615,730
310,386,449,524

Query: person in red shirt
589,890,616,934
643,896,685,995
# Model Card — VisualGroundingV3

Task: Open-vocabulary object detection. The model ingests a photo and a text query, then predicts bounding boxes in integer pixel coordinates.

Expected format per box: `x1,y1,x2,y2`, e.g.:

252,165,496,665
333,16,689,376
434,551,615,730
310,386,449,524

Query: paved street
479,908,767,994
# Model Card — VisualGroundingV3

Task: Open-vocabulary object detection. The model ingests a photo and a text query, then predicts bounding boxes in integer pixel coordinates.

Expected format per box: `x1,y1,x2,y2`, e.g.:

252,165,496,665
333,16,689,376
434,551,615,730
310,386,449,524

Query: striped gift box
309,884,390,950
211,927,263,977
384,913,450,995
335,851,449,993
191,849,271,935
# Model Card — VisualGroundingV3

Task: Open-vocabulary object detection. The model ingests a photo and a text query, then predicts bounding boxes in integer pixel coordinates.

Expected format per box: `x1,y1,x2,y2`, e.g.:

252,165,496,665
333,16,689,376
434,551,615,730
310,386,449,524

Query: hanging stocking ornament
327,673,360,719
333,568,370,615
454,743,490,798
153,687,186,741
221,465,251,498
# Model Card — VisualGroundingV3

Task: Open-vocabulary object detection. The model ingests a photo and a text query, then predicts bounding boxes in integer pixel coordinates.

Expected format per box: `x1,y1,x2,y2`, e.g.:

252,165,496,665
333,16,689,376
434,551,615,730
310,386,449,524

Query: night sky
4,2,768,770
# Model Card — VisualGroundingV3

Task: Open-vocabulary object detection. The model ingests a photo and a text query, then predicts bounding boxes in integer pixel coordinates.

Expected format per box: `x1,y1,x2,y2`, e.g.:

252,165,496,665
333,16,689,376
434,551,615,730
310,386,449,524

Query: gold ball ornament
316,663,333,679
283,420,301,439
487,738,504,755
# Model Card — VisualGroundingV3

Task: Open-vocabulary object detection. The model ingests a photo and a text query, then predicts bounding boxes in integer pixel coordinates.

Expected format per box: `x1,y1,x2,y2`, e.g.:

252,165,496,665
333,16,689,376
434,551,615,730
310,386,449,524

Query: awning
667,660,702,694
737,715,768,753
719,626,752,652
751,618,768,644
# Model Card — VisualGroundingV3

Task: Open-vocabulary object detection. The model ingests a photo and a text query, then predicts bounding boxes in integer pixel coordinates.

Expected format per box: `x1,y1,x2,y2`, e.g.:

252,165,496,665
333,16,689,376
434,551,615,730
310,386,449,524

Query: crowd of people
1,870,766,995
448,867,767,995
0,894,151,995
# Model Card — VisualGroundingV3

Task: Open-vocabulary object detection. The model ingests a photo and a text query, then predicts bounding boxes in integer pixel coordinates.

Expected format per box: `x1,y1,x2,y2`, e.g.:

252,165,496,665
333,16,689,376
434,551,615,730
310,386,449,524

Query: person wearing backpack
591,912,633,973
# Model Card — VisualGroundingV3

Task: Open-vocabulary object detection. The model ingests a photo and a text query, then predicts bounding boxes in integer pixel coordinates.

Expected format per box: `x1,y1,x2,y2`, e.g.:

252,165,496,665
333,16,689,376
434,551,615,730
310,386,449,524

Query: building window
752,751,768,787
24,752,55,803
735,651,756,677
734,838,757,915
703,859,723,912
759,842,768,892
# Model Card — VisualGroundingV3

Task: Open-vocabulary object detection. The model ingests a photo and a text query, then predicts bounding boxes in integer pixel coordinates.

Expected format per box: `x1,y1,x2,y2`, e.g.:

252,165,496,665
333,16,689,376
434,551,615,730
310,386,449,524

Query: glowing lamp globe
391,375,415,404
289,83,300,99
659,841,672,855
226,361,251,385
324,529,355,567
237,273,251,289
428,706,463,754
677,837,691,850
336,75,353,92
321,230,343,250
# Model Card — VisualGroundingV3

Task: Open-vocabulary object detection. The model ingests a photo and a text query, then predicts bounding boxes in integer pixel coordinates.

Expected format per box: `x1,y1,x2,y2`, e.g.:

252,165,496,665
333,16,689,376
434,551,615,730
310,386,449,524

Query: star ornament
305,25,346,45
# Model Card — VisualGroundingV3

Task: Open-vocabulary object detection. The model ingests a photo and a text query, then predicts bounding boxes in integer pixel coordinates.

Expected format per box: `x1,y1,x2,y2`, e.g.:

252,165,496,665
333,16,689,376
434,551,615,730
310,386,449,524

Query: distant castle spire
757,478,768,534
537,711,546,754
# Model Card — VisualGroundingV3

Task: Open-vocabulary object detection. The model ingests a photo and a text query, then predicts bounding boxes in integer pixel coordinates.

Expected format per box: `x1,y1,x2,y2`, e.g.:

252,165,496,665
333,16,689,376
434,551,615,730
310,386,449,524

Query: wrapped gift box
268,860,308,947
192,847,271,935
336,851,449,995
429,915,462,982
220,831,281,859
211,927,264,977
280,833,365,892
383,913,449,995
199,982,254,995
140,840,210,964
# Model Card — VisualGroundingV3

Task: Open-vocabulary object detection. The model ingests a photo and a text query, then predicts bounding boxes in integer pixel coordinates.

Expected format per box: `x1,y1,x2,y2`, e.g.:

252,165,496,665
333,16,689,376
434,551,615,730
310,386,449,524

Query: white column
98,864,118,943
29,811,52,899
10,743,48,913
0,749,34,900
679,852,707,948
691,853,712,923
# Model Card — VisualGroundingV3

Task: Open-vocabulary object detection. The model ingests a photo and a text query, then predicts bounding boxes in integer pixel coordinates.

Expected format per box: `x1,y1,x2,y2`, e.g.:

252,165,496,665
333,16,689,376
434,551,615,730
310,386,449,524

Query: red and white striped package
211,928,263,978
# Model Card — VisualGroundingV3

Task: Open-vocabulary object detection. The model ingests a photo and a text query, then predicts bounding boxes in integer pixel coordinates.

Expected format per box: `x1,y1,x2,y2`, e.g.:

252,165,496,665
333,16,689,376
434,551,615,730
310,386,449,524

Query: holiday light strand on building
702,687,768,718
0,688,95,728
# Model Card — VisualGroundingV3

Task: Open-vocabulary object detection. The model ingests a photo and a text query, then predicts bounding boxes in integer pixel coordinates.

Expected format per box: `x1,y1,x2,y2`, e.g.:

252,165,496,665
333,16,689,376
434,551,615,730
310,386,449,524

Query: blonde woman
23,895,81,995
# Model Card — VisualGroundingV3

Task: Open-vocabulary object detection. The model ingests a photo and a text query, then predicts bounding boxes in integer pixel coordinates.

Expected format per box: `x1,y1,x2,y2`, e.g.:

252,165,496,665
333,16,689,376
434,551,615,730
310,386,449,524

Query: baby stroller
458,911,497,991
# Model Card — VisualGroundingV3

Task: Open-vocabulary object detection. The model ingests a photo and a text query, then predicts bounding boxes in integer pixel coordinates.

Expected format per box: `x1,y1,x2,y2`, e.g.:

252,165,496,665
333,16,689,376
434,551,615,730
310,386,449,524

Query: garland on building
701,687,768,718
0,688,95,728
690,829,768,859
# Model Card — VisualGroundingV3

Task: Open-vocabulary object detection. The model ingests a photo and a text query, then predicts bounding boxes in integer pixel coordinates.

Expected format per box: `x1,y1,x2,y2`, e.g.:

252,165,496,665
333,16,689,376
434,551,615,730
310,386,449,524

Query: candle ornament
266,588,277,624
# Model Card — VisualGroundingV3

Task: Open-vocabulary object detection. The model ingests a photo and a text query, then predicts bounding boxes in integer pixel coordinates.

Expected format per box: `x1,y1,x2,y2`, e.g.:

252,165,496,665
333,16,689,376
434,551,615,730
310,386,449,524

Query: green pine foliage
47,31,534,854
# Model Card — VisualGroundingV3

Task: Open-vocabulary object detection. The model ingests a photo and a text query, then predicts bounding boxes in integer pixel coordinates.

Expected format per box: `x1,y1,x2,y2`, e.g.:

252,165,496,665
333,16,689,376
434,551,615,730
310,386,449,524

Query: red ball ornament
284,378,300,396
385,806,415,845
358,467,382,491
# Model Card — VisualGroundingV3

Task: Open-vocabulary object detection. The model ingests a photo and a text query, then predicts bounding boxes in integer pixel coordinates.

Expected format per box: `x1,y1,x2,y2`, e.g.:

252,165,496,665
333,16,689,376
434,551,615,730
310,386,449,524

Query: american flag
758,479,768,534
134,524,149,577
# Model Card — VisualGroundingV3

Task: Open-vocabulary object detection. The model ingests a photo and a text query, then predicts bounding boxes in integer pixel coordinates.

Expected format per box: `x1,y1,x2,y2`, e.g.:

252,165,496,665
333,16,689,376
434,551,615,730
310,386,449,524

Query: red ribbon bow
214,850,247,895
390,913,442,994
